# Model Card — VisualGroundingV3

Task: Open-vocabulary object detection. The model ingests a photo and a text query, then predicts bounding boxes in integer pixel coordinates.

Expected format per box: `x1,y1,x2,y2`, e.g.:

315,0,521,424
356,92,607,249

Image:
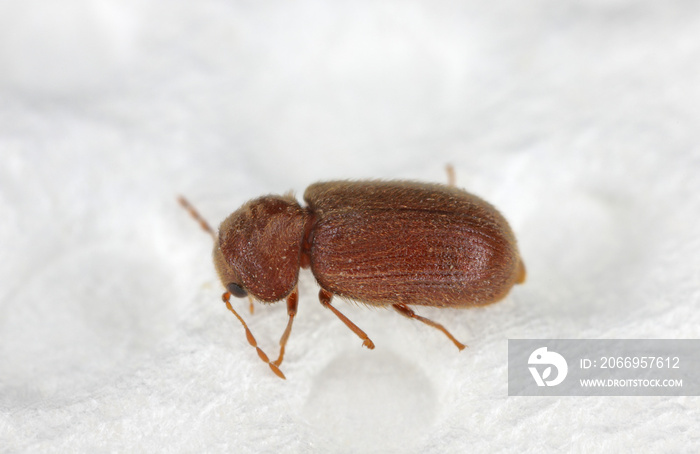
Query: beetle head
214,195,308,302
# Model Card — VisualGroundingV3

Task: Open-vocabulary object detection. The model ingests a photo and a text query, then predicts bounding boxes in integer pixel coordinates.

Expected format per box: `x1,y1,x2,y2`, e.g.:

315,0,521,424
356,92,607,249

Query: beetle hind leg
178,196,217,241
392,303,466,351
445,164,456,187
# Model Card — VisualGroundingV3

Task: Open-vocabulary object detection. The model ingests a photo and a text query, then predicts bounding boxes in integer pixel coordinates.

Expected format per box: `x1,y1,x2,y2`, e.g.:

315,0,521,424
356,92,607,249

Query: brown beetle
179,168,525,379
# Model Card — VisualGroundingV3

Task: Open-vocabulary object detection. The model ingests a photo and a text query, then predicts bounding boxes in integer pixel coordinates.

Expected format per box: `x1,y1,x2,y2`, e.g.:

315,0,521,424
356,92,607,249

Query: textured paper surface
1,1,699,452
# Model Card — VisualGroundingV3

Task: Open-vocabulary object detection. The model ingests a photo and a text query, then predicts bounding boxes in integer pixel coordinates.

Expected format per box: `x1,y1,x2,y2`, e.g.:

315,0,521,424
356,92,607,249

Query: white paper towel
1,1,699,452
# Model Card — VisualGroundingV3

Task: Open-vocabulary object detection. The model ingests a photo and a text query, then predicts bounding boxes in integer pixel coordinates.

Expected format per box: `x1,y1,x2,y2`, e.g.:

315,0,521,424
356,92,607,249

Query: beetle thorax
216,195,309,302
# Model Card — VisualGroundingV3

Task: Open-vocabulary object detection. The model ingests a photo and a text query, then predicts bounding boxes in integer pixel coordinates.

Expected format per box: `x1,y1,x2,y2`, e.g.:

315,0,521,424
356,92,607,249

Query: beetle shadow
303,349,437,452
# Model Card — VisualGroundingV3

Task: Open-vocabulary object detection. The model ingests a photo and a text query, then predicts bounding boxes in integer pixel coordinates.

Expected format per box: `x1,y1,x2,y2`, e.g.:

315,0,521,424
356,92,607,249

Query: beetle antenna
222,292,286,379
178,195,217,242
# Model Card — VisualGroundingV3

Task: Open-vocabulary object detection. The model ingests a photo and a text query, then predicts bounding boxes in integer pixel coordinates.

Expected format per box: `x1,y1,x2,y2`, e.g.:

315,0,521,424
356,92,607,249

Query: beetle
179,167,525,378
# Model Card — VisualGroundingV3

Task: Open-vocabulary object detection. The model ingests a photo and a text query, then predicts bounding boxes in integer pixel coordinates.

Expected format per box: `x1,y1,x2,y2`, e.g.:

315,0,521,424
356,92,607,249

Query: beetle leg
178,196,217,241
516,260,527,284
392,303,466,351
248,296,255,314
222,291,286,379
445,164,456,187
273,287,299,367
319,289,375,349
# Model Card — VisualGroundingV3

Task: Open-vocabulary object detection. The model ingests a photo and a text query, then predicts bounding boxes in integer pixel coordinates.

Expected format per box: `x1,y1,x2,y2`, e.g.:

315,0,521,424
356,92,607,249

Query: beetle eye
226,282,248,298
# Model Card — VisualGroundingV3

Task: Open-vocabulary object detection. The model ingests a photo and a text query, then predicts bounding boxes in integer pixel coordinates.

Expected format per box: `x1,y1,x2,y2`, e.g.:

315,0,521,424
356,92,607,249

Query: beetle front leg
222,292,286,379
319,289,375,349
273,287,299,367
